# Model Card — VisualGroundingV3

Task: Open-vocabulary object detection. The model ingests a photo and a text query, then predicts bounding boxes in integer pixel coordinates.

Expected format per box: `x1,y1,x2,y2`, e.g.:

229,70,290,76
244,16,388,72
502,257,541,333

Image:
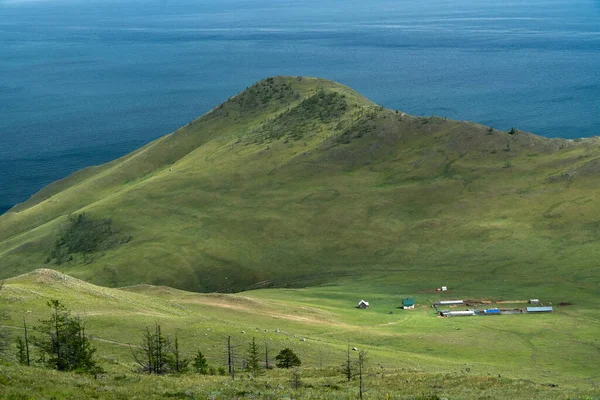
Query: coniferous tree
168,333,190,373
342,342,354,382
133,327,156,373
246,337,263,376
132,324,171,374
35,300,101,375
16,316,32,366
192,351,209,374
154,324,166,374
16,336,27,364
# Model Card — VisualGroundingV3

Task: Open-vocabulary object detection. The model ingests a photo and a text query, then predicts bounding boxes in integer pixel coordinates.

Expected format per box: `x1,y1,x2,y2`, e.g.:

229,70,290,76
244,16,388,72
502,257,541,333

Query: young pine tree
35,300,101,375
192,351,209,374
16,336,27,365
246,337,263,376
168,333,190,373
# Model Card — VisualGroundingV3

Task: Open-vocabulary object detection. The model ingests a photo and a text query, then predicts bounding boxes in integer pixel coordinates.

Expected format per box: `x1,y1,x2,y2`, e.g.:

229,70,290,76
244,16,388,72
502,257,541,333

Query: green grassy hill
0,269,598,399
1,76,599,305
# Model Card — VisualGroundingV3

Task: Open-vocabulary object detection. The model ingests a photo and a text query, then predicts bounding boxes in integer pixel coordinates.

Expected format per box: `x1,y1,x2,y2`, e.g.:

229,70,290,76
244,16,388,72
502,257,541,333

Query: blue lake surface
1,0,599,214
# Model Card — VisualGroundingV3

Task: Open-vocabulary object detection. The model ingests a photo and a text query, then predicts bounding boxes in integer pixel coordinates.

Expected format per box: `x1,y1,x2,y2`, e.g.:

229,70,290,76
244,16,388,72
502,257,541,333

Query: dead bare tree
227,336,234,379
16,316,31,365
171,332,190,373
342,341,353,382
23,316,30,366
358,350,368,400
226,336,242,379
265,341,270,370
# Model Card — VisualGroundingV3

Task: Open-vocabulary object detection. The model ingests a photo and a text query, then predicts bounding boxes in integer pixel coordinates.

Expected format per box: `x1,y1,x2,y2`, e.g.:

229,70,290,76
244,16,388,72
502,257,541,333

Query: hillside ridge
1,76,599,297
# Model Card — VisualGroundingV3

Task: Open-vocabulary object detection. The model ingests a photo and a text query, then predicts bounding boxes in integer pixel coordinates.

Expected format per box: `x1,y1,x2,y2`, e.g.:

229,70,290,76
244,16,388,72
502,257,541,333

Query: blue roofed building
402,298,415,309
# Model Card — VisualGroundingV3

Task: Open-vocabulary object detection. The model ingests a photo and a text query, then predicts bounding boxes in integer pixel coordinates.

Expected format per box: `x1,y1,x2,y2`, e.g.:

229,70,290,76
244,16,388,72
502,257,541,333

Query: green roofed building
402,298,415,310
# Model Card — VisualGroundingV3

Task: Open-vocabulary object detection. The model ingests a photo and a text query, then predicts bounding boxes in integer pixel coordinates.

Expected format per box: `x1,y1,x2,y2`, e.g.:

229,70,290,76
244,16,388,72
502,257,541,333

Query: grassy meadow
0,269,599,399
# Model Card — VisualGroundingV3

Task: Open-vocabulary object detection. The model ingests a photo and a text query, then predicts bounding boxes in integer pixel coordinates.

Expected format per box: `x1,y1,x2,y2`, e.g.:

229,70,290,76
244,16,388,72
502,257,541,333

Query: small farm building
436,300,464,306
402,298,415,309
529,299,540,304
483,308,500,314
526,306,553,313
357,300,369,309
441,310,475,317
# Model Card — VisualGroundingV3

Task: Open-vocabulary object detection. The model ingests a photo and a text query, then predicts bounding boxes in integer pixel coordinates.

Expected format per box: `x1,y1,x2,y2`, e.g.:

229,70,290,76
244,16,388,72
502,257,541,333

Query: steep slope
1,77,600,300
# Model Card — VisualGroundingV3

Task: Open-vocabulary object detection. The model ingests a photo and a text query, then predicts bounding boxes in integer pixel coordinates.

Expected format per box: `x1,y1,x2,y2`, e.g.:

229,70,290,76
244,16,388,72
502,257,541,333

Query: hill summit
1,77,599,300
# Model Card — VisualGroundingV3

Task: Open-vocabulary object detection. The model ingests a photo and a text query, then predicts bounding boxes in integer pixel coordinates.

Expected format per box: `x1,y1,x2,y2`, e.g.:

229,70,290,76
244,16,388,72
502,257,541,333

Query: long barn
526,306,553,313
435,300,464,306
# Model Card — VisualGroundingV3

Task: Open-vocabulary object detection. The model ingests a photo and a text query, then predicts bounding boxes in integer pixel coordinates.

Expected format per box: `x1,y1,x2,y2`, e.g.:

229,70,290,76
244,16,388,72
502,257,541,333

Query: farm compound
434,299,553,317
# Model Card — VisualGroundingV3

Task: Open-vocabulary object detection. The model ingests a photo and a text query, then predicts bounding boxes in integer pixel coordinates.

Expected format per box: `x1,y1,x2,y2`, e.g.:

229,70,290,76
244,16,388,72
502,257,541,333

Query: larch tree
35,300,101,375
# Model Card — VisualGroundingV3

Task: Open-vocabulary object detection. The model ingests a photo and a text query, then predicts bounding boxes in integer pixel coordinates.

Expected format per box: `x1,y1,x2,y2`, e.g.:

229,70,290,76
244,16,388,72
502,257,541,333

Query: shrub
275,348,301,369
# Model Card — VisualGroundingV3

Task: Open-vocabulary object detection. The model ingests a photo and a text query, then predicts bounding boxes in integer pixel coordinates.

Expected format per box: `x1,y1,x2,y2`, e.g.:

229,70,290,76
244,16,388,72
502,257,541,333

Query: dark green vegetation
0,77,599,397
47,213,131,265
275,348,301,369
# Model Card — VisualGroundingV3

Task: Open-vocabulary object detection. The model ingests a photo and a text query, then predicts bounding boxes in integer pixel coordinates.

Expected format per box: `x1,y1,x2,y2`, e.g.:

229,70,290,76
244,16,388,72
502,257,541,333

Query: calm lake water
1,0,599,214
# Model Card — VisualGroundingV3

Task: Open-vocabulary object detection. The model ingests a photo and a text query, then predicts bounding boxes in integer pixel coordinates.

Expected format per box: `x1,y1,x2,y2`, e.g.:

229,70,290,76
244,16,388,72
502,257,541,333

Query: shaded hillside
1,77,600,298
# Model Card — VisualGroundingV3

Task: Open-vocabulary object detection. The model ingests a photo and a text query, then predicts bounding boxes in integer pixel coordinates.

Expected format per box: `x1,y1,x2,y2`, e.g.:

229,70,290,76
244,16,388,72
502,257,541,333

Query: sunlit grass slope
0,270,598,399
0,76,599,304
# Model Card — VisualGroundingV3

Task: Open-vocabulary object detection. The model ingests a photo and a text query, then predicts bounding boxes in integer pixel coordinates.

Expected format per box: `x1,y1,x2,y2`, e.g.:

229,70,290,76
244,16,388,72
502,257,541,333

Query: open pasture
1,269,598,399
